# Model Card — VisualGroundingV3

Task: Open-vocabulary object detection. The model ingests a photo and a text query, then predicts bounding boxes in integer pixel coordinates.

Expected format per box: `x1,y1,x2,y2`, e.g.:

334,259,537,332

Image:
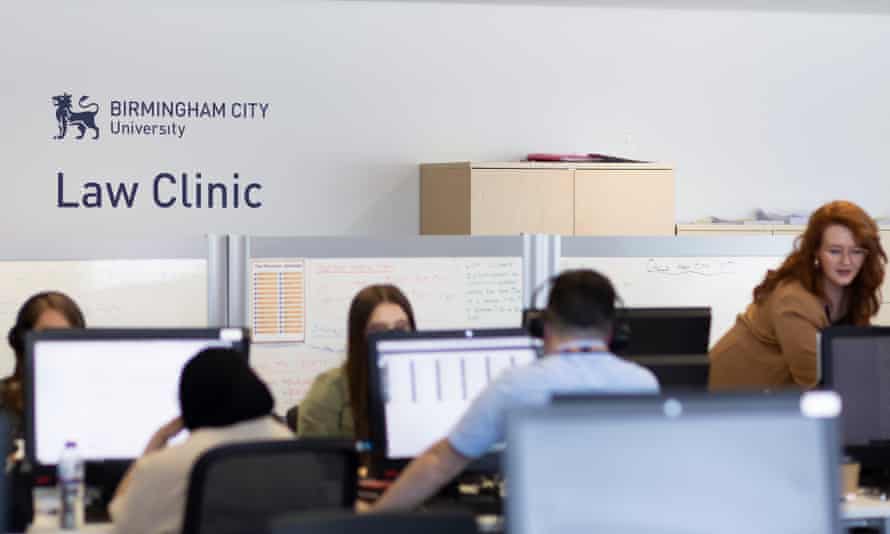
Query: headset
521,275,631,352
520,279,552,339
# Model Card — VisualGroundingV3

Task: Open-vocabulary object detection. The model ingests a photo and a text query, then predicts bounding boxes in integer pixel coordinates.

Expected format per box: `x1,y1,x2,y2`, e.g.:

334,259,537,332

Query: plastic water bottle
58,441,85,529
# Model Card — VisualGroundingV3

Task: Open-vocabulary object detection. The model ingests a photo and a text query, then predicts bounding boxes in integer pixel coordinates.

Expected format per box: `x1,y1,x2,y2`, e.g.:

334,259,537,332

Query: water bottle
58,441,85,529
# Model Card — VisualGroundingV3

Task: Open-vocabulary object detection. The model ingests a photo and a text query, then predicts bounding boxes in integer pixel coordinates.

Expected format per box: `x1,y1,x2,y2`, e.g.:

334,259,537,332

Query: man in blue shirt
371,269,659,511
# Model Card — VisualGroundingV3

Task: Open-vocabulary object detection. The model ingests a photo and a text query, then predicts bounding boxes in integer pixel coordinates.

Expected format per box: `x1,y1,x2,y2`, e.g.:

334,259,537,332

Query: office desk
26,515,111,533
24,515,502,534
22,496,890,533
25,488,111,534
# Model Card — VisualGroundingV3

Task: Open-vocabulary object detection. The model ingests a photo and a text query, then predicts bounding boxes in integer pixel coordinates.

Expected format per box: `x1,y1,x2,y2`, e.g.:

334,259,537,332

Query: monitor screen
368,329,539,462
610,307,711,390
820,326,890,447
26,328,248,467
508,392,841,534
612,307,711,356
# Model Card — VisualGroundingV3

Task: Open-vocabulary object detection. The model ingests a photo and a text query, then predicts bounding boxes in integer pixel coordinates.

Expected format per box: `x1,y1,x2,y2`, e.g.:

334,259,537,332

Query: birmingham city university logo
51,93,100,140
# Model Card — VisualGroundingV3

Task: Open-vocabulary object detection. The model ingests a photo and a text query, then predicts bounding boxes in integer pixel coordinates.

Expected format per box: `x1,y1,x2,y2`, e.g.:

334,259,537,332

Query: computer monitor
820,326,890,478
508,392,841,534
25,328,249,469
612,307,711,391
367,328,540,475
611,307,711,356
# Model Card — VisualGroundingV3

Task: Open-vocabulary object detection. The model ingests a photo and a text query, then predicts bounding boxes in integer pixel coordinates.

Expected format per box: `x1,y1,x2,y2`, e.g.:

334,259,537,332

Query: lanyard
554,339,609,354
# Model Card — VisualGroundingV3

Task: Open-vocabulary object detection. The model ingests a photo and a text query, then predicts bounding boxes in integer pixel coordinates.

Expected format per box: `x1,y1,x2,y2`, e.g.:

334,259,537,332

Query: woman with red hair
709,201,886,390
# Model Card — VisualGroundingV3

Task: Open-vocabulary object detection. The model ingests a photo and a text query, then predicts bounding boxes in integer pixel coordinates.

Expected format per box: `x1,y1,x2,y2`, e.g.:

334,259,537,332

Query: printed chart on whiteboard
252,261,306,342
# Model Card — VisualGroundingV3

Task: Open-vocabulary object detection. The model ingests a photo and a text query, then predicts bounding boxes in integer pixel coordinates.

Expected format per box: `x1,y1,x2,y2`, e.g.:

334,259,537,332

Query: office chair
268,510,479,534
180,439,357,534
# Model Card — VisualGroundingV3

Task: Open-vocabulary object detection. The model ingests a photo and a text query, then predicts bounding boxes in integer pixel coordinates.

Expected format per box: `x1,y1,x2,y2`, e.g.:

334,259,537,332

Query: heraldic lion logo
52,93,100,140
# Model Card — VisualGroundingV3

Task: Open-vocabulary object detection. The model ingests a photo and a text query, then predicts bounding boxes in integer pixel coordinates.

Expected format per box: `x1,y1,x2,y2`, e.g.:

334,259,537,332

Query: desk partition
558,235,796,347
0,235,226,376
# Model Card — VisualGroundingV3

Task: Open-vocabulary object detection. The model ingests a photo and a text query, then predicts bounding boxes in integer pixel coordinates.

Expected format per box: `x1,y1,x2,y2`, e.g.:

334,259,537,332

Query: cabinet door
574,169,674,235
470,169,574,235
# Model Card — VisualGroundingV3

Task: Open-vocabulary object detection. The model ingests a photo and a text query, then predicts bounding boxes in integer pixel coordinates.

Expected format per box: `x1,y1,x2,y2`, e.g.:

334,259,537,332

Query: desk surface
26,515,111,534
25,516,500,534
27,488,112,534
22,494,890,533
843,494,890,520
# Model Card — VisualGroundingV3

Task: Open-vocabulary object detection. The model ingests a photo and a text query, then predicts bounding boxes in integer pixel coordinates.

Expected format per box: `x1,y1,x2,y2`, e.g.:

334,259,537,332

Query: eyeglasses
823,246,869,261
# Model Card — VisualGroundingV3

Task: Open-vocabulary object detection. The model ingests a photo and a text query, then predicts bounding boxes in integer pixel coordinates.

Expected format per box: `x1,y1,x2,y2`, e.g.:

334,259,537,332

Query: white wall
3,0,890,241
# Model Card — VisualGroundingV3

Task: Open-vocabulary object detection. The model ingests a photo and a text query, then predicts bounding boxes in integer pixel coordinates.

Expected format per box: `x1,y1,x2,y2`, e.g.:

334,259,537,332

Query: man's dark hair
546,269,617,337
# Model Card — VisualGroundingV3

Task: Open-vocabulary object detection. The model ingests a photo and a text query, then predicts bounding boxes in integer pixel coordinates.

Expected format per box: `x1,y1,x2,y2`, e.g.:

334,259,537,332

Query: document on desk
251,260,306,343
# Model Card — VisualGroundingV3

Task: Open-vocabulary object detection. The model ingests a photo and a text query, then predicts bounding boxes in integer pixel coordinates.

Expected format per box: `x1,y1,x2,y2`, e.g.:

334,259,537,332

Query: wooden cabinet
420,162,675,236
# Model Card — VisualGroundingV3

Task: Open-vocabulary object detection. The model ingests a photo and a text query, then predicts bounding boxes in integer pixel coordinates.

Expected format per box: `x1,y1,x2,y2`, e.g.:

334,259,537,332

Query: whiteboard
562,238,890,350
249,257,523,413
0,259,208,376
560,256,784,348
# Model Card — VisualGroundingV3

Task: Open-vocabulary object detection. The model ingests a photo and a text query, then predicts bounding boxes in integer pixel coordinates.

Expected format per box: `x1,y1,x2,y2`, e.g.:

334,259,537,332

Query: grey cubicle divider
558,235,798,347
0,235,226,375
560,235,797,258
206,234,229,327
228,234,543,327
229,234,533,412
523,234,560,307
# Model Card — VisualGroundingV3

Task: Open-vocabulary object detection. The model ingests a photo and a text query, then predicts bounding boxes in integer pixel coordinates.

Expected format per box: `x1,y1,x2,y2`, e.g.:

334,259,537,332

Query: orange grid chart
251,260,305,342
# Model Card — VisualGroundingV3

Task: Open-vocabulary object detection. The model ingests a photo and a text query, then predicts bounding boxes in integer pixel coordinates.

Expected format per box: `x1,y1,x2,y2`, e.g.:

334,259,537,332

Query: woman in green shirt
296,284,415,441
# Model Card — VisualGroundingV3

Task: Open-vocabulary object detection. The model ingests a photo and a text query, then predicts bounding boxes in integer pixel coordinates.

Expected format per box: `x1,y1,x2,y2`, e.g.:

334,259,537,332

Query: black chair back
181,439,357,534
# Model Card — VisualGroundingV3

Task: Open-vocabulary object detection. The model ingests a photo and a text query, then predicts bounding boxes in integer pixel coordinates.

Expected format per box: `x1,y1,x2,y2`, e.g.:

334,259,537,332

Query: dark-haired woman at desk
1,291,85,442
109,348,291,534
1,292,85,531
296,284,415,442
709,201,886,390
